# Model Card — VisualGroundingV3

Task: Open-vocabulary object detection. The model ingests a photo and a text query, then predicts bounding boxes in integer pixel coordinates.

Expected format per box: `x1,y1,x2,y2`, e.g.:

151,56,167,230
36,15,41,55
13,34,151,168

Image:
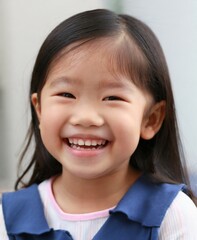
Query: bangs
47,35,151,93
106,35,151,90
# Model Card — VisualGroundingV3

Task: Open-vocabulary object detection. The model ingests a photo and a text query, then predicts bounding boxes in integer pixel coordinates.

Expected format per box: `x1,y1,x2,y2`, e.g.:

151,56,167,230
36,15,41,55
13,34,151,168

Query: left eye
58,93,76,99
103,96,123,101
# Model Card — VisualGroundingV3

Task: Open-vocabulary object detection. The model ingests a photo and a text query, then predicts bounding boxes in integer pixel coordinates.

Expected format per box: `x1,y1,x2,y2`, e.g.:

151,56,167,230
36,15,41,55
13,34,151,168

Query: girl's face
32,41,161,181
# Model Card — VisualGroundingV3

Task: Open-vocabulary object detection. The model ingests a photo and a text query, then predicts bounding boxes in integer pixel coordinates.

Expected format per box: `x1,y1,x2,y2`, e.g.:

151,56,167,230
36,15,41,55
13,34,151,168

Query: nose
69,103,104,128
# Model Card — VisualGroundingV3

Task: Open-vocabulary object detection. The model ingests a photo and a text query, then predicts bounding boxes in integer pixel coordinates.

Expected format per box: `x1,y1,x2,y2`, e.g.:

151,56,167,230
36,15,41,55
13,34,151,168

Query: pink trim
46,178,115,221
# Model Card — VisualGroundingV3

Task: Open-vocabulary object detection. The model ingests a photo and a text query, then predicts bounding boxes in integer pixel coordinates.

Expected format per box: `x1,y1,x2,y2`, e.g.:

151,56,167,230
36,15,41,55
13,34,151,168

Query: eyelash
58,92,76,99
57,93,124,102
103,96,124,101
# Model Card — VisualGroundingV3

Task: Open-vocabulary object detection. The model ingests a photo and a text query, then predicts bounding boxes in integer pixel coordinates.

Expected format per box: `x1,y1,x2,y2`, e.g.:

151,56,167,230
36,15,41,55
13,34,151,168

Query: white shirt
0,179,197,239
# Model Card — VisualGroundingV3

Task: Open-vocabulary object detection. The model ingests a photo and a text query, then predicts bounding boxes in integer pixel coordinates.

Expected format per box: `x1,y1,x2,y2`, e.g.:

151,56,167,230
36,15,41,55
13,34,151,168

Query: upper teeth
68,138,106,146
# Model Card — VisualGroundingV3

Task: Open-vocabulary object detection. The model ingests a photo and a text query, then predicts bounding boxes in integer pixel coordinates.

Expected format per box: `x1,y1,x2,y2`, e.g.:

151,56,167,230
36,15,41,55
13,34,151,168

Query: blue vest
2,175,185,240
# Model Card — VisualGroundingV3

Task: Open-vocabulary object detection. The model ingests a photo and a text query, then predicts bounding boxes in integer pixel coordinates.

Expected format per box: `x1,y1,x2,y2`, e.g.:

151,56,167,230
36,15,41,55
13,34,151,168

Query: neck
52,168,141,214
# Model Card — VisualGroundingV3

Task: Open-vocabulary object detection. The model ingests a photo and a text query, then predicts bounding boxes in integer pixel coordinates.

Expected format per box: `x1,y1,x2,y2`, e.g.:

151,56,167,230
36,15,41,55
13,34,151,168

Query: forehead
43,38,152,103
46,36,147,90
49,39,120,72
46,42,128,89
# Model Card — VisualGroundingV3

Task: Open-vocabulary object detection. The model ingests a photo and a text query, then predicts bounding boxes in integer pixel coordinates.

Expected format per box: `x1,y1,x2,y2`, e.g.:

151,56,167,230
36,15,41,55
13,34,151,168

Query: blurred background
0,0,196,194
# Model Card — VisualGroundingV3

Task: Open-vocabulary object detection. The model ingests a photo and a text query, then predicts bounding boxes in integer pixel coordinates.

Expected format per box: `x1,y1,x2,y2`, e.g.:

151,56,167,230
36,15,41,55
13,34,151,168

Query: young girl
1,9,197,240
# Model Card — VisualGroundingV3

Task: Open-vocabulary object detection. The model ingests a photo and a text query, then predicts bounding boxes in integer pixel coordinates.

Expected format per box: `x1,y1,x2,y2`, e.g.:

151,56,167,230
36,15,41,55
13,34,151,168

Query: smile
66,138,108,150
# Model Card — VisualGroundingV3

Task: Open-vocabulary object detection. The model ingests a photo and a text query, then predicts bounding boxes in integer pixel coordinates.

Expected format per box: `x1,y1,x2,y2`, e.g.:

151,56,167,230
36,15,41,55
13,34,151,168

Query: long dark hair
15,9,192,197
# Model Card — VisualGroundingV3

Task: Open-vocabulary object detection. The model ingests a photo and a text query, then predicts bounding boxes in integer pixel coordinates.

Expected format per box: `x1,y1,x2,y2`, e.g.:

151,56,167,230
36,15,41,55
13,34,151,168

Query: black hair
15,9,194,202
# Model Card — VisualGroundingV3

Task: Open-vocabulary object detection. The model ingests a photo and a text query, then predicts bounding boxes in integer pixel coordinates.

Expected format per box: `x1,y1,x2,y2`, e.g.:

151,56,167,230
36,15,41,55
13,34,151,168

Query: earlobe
31,93,41,121
141,101,166,140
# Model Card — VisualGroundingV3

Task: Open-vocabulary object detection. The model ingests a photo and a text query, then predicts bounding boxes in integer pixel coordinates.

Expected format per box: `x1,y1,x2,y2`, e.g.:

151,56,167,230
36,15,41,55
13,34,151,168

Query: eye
58,92,76,99
103,96,123,101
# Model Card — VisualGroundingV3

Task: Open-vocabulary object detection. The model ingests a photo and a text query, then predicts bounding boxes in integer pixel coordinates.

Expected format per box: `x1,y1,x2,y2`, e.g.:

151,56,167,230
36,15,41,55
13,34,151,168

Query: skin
32,40,165,213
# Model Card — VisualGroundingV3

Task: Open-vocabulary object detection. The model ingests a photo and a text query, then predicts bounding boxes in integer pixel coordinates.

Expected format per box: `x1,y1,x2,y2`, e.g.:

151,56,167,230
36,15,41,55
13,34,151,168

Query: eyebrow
98,76,135,93
47,77,77,88
99,79,131,89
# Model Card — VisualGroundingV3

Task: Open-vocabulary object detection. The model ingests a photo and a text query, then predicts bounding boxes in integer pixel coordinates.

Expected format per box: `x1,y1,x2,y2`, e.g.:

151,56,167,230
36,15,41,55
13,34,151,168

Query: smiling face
32,39,164,181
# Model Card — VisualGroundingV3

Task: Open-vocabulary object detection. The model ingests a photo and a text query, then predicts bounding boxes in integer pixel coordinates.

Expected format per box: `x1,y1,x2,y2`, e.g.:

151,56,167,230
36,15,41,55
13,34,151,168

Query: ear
141,101,166,140
31,93,41,121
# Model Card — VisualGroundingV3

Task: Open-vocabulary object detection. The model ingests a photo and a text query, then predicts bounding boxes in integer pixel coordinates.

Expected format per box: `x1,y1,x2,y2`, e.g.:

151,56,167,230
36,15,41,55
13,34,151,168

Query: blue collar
2,184,50,235
111,175,184,227
2,174,184,235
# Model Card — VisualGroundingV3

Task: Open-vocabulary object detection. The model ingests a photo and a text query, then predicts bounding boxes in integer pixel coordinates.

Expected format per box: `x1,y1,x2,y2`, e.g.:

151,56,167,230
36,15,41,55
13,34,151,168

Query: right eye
58,92,76,99
103,96,124,101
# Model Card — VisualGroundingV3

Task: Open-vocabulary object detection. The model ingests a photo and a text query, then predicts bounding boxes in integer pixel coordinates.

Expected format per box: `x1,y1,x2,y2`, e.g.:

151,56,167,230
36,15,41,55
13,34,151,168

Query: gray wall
0,0,196,193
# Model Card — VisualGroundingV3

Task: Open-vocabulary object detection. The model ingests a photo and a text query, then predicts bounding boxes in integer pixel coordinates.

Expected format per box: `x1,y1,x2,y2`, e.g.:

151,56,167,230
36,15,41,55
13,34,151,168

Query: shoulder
1,181,51,236
1,184,40,233
159,191,197,239
112,175,185,228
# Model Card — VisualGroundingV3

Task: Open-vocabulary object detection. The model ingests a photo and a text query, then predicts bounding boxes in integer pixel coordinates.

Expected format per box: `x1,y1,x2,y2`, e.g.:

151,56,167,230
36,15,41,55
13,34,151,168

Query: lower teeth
71,144,99,150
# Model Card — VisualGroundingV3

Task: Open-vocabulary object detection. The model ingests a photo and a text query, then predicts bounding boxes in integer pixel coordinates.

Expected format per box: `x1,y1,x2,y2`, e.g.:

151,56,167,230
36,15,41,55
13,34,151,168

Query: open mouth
65,138,109,150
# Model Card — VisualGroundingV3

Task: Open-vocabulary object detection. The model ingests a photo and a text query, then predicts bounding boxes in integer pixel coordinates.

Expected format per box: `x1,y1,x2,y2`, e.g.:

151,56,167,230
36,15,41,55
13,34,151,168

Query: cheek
39,107,63,142
40,102,65,125
39,112,63,160
111,110,143,134
111,110,144,152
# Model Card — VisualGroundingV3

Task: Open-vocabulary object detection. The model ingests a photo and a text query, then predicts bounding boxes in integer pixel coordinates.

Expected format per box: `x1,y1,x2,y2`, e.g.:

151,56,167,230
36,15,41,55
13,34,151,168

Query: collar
2,175,184,235
2,184,50,235
110,174,184,227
